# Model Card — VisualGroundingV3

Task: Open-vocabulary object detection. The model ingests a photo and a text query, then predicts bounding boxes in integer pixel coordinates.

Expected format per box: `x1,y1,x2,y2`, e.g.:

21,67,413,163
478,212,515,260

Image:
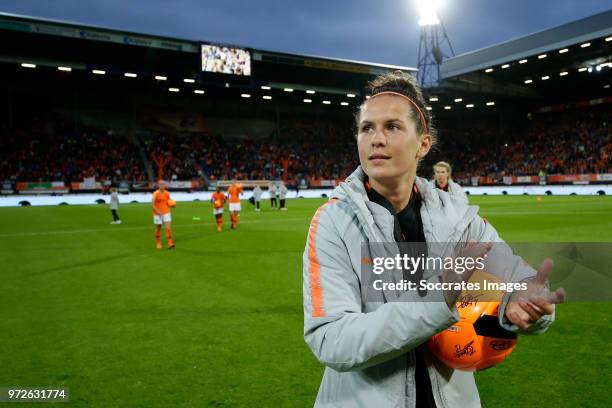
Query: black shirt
435,181,449,192
366,182,436,408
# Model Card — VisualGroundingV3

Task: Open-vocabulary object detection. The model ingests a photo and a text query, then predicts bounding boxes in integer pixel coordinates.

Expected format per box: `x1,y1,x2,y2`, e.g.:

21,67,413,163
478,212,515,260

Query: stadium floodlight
578,67,587,72
444,106,451,110
306,90,316,94
454,98,462,102
57,66,72,72
20,63,36,68
485,68,494,73
155,75,167,80
519,59,528,64
596,65,602,72
587,67,593,73
283,88,294,92
429,97,438,102
524,79,533,84
241,93,251,98
580,42,591,48
425,106,432,111
303,99,312,103
560,71,568,76
605,84,610,89
541,76,550,80
322,100,331,105
194,90,205,94
347,93,356,98
415,0,453,87
124,72,137,78
416,0,442,26
466,104,474,108
538,54,547,59
486,101,495,106
341,102,349,106
262,95,272,100
606,37,612,42
559,48,569,54
183,78,195,83
260,85,271,90
168,87,179,92
92,69,106,75
501,64,510,69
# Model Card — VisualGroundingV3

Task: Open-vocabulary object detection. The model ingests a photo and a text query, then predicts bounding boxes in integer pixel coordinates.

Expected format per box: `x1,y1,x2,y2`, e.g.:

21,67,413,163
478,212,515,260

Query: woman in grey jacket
430,161,468,203
302,71,565,408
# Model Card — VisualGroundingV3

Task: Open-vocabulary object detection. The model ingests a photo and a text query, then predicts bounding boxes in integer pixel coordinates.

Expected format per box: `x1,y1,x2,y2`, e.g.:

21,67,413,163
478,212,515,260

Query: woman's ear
416,134,432,159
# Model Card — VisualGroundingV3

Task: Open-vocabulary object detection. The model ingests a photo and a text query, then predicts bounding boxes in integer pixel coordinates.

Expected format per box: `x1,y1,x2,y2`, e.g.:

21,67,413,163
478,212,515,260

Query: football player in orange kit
227,181,243,229
152,180,175,249
211,186,226,232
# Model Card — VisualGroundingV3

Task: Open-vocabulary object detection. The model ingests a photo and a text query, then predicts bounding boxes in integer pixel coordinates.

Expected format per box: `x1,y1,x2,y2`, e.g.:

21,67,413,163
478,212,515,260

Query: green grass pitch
0,195,610,407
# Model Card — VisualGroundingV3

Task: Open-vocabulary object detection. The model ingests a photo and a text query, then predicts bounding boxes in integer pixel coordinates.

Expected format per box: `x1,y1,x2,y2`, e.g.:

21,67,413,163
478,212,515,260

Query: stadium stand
0,118,146,185
1,105,608,190
428,106,611,183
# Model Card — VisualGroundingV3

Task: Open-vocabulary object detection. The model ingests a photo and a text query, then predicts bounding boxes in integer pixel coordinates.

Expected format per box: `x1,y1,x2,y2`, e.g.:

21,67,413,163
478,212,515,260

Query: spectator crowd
1,108,609,188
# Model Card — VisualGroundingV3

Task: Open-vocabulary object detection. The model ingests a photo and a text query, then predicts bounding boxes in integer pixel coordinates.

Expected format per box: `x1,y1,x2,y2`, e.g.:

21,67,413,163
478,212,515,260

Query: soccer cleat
116,220,122,224
217,225,222,232
280,208,288,211
156,242,162,249
167,241,175,250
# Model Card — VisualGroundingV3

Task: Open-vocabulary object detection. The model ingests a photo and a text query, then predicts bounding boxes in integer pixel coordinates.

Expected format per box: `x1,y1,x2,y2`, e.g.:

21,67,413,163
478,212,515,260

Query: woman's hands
505,259,566,330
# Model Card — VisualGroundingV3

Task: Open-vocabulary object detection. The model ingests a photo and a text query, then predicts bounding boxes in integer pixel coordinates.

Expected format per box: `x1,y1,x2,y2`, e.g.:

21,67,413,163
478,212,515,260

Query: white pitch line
0,216,312,238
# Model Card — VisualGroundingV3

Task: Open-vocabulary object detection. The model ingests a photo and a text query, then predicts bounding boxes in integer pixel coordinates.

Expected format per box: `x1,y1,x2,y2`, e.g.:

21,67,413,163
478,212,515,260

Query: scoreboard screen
200,44,251,76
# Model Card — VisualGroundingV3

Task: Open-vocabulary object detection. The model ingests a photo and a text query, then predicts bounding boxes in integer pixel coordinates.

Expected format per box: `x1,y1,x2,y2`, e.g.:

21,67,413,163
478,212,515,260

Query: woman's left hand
505,259,566,330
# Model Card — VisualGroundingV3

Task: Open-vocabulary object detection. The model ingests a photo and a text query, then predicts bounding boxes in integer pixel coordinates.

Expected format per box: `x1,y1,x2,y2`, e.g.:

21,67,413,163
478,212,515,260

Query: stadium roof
1,12,416,121
441,10,612,78
424,10,612,115
0,12,416,77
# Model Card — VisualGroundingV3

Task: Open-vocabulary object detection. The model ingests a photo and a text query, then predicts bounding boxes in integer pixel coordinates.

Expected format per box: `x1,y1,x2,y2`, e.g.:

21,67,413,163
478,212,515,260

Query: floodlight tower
415,0,455,88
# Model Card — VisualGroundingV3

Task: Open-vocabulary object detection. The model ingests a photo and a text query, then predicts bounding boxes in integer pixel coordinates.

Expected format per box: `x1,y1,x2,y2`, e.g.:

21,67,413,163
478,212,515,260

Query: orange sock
155,227,162,248
216,217,222,229
166,227,173,245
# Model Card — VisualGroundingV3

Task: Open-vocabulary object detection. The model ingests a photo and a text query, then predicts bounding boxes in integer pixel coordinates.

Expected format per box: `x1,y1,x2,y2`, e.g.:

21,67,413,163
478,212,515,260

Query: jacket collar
332,166,476,242
332,166,441,210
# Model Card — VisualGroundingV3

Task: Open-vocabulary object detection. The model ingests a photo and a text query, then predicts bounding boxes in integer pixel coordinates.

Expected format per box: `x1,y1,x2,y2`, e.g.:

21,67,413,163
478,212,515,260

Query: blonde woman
431,161,468,202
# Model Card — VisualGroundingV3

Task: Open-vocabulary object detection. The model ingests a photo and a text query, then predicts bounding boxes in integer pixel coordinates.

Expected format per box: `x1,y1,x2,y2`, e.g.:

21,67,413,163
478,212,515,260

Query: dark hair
355,70,437,147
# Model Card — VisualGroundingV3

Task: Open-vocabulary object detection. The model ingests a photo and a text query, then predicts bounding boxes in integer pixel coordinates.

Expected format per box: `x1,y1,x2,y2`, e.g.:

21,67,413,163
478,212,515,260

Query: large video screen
201,44,251,76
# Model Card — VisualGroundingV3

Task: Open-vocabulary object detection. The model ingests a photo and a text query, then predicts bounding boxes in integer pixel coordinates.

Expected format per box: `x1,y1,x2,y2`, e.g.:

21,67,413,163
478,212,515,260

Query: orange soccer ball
213,199,223,208
427,272,517,371
168,199,176,208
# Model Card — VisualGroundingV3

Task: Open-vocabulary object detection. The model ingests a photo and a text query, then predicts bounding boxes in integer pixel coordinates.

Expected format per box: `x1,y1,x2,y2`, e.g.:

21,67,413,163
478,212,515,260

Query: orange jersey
212,192,226,209
152,189,171,215
227,184,243,203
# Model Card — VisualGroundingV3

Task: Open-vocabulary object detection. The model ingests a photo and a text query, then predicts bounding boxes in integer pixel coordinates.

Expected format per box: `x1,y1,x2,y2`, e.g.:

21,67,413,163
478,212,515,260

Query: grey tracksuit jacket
429,179,468,203
279,184,288,200
303,167,554,408
253,186,263,201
